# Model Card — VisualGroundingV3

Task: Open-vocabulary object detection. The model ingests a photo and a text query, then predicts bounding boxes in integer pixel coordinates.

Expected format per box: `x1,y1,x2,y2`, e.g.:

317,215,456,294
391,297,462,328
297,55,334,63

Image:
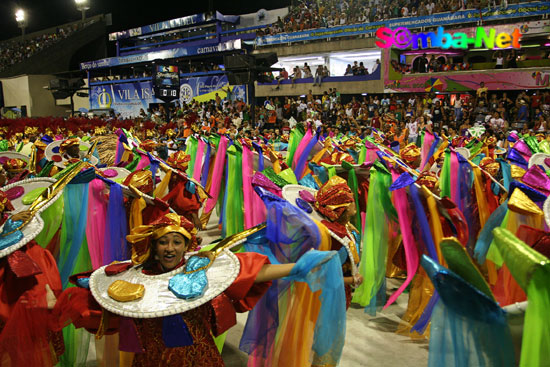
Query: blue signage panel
89,77,247,118
89,81,161,118
109,13,208,41
81,39,242,70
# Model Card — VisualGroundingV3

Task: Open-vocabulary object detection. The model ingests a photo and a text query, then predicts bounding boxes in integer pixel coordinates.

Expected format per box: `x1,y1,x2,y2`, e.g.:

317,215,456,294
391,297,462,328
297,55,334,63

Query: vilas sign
375,26,521,50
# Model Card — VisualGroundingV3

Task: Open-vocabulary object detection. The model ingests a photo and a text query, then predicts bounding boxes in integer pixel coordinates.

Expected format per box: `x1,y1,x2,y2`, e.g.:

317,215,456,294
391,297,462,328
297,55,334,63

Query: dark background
0,0,290,41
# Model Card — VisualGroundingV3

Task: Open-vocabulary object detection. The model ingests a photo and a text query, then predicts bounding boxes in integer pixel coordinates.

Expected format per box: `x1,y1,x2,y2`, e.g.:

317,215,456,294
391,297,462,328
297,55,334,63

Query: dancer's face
155,233,187,270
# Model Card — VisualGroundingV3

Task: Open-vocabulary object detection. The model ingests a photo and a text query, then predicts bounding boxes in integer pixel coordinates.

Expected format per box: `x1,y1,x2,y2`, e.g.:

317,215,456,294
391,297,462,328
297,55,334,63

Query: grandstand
76,1,550,118
0,14,110,78
0,14,110,117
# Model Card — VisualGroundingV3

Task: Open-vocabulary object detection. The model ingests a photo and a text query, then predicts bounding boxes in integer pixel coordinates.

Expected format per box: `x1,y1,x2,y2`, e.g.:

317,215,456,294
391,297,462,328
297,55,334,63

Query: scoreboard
153,65,180,101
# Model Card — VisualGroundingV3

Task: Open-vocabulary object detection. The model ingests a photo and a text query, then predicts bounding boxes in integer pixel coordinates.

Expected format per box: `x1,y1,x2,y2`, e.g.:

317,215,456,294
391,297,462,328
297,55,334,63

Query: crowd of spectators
254,88,548,138
0,25,78,72
391,50,523,74
273,60,380,88
256,0,533,37
121,86,548,148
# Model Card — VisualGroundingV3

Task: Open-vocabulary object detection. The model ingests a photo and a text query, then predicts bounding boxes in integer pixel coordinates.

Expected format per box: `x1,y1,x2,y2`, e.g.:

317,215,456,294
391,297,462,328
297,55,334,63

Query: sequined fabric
314,176,354,221
131,304,224,367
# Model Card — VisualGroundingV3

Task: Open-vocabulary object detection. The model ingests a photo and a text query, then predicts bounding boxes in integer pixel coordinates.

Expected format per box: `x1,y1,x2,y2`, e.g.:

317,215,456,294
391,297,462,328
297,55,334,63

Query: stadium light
75,0,90,21
15,9,27,38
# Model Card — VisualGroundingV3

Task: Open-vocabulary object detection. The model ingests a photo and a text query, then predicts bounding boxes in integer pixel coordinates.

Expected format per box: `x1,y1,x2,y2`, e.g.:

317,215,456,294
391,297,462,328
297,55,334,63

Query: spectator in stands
371,59,381,74
0,24,77,71
506,50,518,68
476,82,488,98
291,66,302,86
493,51,504,69
533,114,547,132
517,99,529,127
352,61,360,75
489,111,507,131
454,96,463,122
359,62,368,75
344,64,353,76
428,55,440,72
275,68,289,89
416,54,428,73
313,65,324,86
265,0,520,40
303,63,313,78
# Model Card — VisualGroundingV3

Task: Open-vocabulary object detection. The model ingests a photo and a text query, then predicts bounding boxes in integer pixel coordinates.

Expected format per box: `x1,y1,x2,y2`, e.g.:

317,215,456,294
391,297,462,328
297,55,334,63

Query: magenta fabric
384,169,419,308
450,150,460,205
85,179,108,268
292,127,313,170
102,169,118,178
242,146,267,229
204,136,229,213
365,141,380,164
135,153,151,171
193,138,206,182
420,131,435,170
512,140,533,160
522,165,550,196
242,145,255,229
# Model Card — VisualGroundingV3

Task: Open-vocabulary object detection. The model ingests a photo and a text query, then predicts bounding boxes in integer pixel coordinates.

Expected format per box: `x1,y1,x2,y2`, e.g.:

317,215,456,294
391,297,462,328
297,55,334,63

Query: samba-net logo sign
375,26,521,49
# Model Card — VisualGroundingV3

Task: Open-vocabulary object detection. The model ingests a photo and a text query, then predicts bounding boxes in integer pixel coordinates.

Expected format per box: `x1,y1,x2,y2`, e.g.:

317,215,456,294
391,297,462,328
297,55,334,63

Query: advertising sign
154,65,180,100
179,75,247,105
89,77,247,118
80,39,242,70
109,13,207,41
383,69,550,93
375,26,521,50
89,81,161,118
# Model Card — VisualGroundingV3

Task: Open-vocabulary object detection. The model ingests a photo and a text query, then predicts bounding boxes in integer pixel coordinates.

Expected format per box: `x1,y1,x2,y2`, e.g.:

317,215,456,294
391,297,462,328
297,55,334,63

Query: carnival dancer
0,193,64,366
52,212,324,366
282,176,363,308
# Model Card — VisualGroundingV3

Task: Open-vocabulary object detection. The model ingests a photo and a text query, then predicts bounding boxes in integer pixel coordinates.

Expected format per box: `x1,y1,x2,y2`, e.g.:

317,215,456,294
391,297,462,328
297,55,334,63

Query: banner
384,68,550,93
179,75,247,105
89,81,162,118
89,78,247,117
255,2,550,46
109,13,208,41
109,12,240,41
81,39,242,70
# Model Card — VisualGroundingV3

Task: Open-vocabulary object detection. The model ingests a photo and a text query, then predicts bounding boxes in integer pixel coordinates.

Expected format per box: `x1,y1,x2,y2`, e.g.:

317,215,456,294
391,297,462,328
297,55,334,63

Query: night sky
0,0,290,41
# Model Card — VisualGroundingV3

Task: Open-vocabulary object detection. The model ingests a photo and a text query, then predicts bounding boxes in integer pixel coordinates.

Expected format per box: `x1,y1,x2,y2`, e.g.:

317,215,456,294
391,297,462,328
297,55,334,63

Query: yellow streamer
472,166,490,228
153,169,172,198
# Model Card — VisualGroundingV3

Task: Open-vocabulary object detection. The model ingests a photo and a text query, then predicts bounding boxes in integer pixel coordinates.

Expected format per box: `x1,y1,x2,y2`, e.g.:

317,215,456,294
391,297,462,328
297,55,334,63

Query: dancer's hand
11,210,32,222
46,284,57,310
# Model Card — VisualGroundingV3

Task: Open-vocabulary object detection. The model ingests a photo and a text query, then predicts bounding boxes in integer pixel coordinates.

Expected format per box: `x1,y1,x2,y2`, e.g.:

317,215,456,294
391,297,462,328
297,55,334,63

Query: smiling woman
154,232,187,270
52,212,300,367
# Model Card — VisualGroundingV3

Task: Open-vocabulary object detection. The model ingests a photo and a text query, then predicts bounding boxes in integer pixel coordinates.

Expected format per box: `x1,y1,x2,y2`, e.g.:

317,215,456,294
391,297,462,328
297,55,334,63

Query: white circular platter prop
0,151,30,162
528,153,550,171
45,140,99,169
0,215,44,258
89,249,240,318
1,178,59,214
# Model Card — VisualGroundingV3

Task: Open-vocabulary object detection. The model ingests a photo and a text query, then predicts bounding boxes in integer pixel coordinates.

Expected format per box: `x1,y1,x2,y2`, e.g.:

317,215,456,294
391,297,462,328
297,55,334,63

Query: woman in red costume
54,212,297,367
0,204,63,366
312,176,362,307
